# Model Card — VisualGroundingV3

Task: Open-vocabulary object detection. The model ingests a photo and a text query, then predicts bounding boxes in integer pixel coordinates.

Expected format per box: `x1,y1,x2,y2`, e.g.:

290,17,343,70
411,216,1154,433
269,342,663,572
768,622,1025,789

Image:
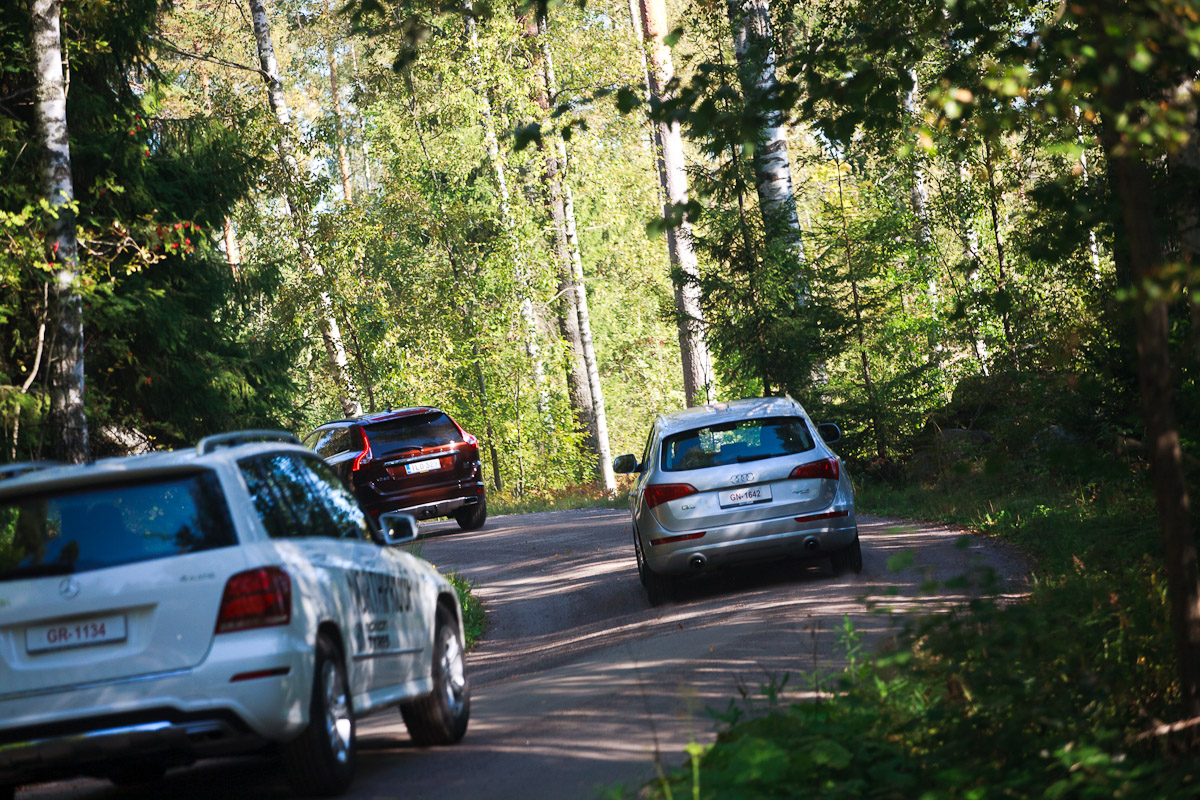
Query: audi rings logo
59,578,80,599
730,472,756,485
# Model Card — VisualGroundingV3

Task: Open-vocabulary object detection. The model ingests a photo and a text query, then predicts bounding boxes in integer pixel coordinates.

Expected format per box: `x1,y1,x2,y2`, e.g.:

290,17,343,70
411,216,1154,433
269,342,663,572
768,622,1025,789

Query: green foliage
643,470,1194,797
448,572,486,649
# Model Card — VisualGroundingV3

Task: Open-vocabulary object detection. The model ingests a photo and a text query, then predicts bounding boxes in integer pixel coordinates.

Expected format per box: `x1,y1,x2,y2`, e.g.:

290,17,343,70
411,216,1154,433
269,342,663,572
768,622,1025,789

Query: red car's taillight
789,458,840,481
351,426,372,472
215,567,291,634
450,417,479,447
644,483,698,510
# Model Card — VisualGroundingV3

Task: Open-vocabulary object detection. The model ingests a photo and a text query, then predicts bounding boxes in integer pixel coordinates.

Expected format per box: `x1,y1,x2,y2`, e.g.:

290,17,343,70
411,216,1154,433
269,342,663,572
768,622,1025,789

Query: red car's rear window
364,412,462,457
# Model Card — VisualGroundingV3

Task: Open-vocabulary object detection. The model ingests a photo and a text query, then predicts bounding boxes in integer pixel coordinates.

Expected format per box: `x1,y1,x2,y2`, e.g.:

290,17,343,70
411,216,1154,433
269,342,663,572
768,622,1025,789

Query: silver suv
613,397,861,604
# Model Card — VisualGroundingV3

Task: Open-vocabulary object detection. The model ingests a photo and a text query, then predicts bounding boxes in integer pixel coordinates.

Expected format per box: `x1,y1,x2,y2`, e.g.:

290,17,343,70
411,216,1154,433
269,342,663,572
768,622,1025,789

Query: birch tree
30,0,88,462
636,0,715,407
726,0,806,282
248,0,361,417
524,11,616,491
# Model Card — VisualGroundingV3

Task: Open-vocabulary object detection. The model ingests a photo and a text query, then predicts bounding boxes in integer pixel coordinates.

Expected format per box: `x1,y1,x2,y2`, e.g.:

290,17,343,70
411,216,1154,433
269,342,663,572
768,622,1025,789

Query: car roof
655,396,809,437
312,407,442,429
0,432,308,497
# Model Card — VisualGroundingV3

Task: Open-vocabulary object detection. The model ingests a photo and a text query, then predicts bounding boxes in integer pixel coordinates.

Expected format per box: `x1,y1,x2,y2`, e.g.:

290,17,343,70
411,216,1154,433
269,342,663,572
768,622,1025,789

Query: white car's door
302,458,425,690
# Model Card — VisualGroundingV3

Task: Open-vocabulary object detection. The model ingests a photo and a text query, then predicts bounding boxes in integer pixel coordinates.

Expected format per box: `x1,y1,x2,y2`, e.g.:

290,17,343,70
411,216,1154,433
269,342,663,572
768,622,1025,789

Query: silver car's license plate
719,484,772,508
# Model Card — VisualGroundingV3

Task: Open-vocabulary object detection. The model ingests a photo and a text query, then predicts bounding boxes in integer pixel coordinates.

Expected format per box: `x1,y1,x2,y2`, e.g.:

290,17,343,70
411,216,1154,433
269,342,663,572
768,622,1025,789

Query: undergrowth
449,572,486,649
488,480,630,516
638,444,1199,798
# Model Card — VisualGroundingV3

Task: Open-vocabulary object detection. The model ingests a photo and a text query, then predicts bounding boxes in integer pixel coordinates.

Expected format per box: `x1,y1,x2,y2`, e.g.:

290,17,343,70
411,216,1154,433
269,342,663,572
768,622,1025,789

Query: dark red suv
303,407,487,530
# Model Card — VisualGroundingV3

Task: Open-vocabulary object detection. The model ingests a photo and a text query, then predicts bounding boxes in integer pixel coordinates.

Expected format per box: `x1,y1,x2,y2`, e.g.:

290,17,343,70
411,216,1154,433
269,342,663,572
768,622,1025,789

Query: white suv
0,431,470,798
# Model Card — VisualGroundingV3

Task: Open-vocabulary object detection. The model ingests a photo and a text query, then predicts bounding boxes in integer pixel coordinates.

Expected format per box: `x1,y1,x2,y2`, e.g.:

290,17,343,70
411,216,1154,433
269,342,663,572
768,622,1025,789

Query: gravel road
18,509,1028,800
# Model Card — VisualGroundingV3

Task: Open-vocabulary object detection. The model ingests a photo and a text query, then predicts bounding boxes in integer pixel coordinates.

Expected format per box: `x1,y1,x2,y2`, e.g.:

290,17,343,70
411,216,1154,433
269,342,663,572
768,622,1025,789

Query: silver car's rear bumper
640,509,858,576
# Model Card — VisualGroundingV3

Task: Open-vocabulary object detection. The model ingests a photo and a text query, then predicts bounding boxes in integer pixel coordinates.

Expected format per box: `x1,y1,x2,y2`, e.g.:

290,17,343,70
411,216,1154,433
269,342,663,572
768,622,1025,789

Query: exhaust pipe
803,536,820,552
688,554,707,570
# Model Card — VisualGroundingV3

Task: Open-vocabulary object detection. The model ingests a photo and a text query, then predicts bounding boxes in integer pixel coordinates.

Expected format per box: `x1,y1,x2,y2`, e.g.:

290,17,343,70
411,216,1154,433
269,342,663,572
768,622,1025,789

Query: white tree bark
727,0,806,284
467,10,549,420
249,0,361,417
31,0,88,462
637,0,715,407
327,40,354,205
527,12,615,492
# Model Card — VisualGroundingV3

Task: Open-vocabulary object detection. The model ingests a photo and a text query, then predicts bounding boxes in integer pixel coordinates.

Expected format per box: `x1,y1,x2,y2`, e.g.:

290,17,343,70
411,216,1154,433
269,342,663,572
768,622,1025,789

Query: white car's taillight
215,567,291,634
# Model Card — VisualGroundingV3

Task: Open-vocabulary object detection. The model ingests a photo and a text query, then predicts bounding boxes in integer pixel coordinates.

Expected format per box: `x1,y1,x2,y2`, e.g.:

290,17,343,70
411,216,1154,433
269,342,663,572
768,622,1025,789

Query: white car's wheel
282,634,356,796
400,607,470,745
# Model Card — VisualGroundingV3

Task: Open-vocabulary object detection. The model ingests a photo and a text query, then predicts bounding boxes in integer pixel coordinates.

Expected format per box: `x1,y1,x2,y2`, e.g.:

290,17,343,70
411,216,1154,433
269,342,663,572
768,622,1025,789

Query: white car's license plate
26,614,128,654
719,484,772,508
405,458,442,475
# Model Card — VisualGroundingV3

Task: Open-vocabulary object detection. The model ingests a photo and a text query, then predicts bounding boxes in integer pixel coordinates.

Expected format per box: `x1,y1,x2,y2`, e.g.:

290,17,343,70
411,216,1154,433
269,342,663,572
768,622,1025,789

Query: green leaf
887,550,915,571
810,739,853,769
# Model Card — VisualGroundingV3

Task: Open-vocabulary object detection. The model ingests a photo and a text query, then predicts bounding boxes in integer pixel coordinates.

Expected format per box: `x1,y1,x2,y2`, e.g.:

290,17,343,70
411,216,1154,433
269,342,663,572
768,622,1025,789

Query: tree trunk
1105,119,1200,716
836,161,885,461
349,44,372,195
523,11,606,479
983,137,1015,351
467,9,549,420
904,68,934,251
534,18,615,493
326,37,354,205
248,0,360,418
31,0,88,463
726,0,806,285
956,155,991,376
637,0,715,407
200,69,243,277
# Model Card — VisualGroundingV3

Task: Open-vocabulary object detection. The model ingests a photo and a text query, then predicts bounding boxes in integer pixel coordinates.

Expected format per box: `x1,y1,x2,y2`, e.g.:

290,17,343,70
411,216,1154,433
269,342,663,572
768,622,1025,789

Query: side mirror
612,454,640,474
378,512,420,546
817,423,842,444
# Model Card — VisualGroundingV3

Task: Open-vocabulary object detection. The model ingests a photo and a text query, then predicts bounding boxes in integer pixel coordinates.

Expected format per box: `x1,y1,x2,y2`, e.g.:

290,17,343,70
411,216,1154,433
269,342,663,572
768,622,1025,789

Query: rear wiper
736,453,776,463
0,563,77,581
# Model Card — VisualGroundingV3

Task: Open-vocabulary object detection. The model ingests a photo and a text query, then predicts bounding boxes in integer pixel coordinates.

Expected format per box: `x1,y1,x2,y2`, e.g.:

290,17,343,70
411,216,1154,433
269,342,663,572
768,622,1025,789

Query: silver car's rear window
661,416,816,472
0,472,236,582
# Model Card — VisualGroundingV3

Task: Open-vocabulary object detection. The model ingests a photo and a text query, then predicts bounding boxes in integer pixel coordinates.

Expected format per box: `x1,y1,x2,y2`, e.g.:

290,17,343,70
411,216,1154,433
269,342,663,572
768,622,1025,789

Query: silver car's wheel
401,607,470,745
634,529,674,605
831,535,864,576
282,634,356,796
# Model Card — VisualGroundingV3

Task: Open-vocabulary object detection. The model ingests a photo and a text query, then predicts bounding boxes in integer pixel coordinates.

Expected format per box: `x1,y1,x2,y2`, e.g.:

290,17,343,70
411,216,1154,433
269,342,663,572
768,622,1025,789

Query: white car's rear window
661,416,816,472
0,472,236,581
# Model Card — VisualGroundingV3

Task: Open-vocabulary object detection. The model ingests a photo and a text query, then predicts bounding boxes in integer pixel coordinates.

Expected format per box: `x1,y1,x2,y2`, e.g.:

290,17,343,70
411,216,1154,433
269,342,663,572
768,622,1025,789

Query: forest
2,0,1199,793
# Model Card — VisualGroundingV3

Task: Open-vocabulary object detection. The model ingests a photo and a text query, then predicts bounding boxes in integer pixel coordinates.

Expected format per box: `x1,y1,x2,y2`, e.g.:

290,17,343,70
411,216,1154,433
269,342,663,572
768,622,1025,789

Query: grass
448,572,486,649
634,444,1199,799
487,480,631,516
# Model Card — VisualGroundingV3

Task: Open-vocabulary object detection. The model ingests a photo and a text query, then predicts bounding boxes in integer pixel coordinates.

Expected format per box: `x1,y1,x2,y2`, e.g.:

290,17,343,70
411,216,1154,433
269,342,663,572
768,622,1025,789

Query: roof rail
196,430,300,456
0,461,60,481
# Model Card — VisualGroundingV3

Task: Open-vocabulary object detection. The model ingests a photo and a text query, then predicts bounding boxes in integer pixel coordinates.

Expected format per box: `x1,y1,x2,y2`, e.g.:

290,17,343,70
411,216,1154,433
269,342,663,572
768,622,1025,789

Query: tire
454,497,487,531
282,634,356,797
401,607,470,745
830,535,864,576
634,530,674,606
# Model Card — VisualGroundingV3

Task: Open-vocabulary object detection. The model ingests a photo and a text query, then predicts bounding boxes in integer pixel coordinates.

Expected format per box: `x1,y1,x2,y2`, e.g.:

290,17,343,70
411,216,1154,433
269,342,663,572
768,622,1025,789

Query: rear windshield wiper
0,562,77,581
736,453,777,463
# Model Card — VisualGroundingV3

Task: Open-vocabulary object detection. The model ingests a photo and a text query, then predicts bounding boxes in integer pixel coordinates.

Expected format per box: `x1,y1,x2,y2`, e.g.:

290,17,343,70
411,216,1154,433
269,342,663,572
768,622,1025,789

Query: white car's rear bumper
0,628,311,784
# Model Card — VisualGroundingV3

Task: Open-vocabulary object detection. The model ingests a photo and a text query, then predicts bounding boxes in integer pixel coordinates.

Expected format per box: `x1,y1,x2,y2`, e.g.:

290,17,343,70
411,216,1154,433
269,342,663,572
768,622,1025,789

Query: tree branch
149,37,269,80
